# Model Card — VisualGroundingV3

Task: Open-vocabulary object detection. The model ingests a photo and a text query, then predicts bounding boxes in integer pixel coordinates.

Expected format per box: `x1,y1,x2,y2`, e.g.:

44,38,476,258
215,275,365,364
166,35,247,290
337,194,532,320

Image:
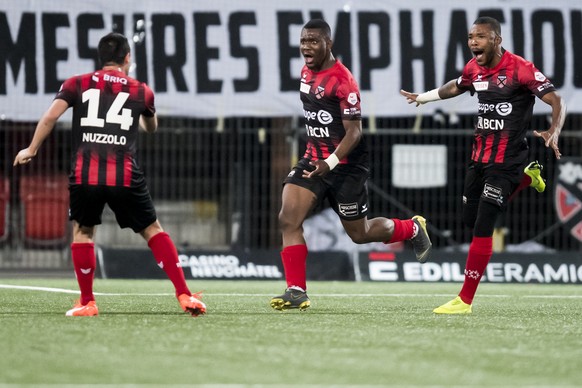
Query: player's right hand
13,148,36,166
303,160,330,178
533,129,561,159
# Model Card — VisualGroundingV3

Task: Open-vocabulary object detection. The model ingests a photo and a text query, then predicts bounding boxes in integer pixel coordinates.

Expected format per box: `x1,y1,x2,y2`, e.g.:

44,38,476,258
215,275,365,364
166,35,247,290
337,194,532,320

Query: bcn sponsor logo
477,116,504,130
82,132,127,145
178,254,283,279
369,261,582,283
305,124,330,137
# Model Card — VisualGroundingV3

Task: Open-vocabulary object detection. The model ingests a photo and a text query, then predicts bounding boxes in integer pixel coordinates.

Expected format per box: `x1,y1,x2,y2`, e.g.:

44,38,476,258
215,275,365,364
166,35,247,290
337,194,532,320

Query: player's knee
278,211,298,233
346,229,369,244
473,201,502,237
463,199,479,229
463,211,477,229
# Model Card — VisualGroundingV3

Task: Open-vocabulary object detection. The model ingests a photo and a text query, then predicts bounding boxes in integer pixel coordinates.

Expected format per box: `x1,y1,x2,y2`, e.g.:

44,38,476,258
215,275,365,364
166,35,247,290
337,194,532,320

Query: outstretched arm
533,91,565,159
13,99,69,166
400,79,465,106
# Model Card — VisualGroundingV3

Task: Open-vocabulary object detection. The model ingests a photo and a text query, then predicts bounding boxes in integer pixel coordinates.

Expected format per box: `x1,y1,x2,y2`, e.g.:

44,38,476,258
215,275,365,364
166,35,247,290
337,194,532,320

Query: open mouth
303,53,314,65
473,50,484,61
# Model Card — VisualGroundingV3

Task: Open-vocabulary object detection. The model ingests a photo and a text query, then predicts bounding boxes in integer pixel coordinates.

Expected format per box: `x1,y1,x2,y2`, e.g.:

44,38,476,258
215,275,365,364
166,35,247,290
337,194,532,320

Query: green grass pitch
0,279,581,387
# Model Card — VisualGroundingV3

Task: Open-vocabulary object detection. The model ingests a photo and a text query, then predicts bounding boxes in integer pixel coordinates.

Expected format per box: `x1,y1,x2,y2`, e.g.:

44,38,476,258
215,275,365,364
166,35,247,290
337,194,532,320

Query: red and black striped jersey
457,50,556,165
55,69,155,187
299,60,368,166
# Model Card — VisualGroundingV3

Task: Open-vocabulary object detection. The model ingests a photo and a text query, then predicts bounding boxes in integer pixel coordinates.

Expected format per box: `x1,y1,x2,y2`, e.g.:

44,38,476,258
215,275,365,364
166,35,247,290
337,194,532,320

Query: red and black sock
459,236,493,304
388,218,415,243
509,174,532,202
148,232,191,297
71,242,96,305
281,244,308,291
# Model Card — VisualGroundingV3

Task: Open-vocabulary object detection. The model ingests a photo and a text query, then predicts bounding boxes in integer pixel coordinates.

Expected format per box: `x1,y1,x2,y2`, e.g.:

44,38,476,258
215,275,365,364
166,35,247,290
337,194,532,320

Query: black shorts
462,161,524,210
69,183,157,233
283,158,370,221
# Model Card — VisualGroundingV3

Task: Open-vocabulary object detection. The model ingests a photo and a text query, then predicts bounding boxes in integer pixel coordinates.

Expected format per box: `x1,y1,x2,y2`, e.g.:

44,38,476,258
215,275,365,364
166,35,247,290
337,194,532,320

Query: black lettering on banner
229,12,259,92
477,9,505,23
132,14,148,84
510,10,525,57
572,11,582,87
358,12,390,90
443,10,471,83
400,10,435,91
532,10,565,88
329,12,352,71
112,14,125,34
77,14,104,71
152,14,188,92
194,12,222,93
277,11,303,92
43,13,70,93
0,12,37,94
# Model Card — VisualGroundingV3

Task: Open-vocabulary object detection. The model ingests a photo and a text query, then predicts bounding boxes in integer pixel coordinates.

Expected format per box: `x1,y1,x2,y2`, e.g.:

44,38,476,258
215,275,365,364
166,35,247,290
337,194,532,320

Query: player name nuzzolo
82,133,127,145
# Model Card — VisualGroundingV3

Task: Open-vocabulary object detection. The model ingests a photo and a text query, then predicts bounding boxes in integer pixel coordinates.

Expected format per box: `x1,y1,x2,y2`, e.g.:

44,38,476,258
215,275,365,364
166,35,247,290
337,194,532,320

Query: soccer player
13,33,206,317
270,19,432,311
400,16,566,314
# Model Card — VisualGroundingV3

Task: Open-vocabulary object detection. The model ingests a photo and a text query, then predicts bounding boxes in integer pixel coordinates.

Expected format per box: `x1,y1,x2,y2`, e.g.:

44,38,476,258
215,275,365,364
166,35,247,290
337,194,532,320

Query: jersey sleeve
456,63,474,92
338,77,361,121
518,60,556,99
54,76,78,106
142,84,156,117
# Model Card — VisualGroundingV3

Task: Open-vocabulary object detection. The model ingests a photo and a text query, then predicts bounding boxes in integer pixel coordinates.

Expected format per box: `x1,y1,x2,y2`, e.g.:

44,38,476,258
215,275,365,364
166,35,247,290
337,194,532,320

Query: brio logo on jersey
477,116,504,131
82,133,127,145
103,74,128,84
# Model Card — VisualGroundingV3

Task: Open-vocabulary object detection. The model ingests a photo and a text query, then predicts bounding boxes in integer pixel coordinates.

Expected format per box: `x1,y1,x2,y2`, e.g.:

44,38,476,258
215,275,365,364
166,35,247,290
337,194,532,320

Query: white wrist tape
324,153,340,170
416,88,441,104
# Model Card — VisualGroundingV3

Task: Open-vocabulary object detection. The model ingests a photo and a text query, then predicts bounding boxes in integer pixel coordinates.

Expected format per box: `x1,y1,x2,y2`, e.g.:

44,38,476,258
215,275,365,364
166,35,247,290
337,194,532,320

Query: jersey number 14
80,88,133,130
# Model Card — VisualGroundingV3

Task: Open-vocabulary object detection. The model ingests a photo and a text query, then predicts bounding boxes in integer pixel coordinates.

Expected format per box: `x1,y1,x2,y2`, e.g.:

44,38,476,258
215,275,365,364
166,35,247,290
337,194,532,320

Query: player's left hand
13,148,36,166
533,129,561,159
303,160,330,178
400,89,421,106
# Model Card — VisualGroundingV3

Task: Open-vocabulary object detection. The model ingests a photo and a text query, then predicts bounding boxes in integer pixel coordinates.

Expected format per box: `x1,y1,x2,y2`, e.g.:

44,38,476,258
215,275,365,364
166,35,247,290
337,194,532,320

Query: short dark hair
473,16,501,36
98,33,130,66
303,19,331,39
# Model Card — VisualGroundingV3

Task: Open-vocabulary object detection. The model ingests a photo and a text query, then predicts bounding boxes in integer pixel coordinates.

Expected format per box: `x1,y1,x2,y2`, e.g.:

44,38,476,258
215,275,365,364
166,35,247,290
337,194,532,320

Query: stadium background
0,0,580,279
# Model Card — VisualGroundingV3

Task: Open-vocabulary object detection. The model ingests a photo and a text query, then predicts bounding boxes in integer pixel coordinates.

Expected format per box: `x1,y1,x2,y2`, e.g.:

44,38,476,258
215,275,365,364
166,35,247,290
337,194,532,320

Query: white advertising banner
1,0,581,120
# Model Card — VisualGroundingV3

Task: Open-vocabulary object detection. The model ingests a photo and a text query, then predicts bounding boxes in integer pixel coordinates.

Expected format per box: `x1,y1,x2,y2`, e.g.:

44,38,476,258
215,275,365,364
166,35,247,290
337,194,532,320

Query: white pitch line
0,284,173,296
0,284,581,299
